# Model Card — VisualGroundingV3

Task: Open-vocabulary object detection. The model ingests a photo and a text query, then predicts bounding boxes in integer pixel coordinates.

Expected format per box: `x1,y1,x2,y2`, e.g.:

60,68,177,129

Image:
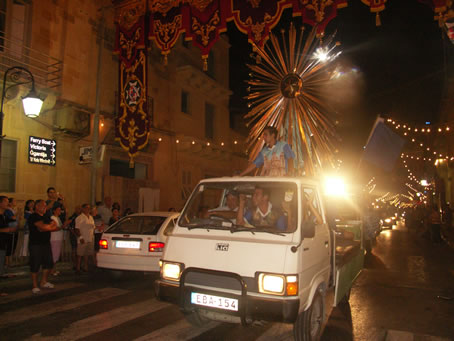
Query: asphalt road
0,221,452,340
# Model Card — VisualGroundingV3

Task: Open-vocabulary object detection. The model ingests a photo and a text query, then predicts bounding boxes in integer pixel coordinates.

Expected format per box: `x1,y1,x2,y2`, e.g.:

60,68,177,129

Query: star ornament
125,80,141,106
245,23,341,176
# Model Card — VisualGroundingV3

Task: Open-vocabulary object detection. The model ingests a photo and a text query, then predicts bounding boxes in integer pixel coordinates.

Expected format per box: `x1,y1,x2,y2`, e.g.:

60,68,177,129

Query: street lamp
0,66,43,138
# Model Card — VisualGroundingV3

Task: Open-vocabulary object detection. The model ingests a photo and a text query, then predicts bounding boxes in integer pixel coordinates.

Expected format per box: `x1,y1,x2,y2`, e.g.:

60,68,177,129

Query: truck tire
293,291,324,341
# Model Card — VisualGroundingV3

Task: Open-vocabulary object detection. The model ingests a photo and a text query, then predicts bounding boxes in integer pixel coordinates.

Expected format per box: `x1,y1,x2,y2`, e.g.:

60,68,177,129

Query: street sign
28,136,56,166
79,145,106,164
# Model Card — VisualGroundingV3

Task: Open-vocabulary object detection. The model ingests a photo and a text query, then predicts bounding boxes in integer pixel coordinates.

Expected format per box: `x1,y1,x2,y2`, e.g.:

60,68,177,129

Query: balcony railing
0,30,62,89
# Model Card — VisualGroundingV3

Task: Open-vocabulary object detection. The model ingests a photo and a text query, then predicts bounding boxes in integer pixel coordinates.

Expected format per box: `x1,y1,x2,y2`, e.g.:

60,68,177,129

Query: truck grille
183,270,257,293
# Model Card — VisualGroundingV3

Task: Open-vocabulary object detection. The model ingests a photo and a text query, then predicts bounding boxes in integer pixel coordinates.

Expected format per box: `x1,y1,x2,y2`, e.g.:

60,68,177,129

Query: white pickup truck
156,176,363,341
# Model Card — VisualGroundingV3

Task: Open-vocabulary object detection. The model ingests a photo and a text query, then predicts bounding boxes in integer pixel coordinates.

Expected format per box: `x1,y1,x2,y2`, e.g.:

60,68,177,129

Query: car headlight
385,218,391,223
258,274,298,296
161,261,183,281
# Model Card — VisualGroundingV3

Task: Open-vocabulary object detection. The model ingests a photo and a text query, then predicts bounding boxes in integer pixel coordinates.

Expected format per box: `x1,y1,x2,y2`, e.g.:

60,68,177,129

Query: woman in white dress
50,204,70,275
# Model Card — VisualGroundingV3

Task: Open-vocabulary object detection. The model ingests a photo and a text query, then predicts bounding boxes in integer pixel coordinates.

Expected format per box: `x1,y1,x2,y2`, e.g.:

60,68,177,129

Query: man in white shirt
97,197,112,225
208,191,239,220
75,204,95,273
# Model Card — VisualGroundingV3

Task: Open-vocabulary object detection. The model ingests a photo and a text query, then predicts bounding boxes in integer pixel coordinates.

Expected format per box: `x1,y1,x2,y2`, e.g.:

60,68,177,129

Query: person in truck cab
207,190,239,220
303,191,323,226
236,187,289,230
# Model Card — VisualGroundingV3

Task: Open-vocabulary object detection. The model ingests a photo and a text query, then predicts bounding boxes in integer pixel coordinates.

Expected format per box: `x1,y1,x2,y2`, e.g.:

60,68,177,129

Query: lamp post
0,66,43,154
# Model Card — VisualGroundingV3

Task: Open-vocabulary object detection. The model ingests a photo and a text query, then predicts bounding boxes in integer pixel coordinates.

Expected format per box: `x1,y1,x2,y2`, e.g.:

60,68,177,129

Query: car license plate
191,292,238,311
116,241,140,249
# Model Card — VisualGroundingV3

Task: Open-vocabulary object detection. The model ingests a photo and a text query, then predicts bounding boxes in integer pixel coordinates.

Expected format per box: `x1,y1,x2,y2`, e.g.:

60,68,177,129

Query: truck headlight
161,261,183,281
258,273,285,295
258,274,298,296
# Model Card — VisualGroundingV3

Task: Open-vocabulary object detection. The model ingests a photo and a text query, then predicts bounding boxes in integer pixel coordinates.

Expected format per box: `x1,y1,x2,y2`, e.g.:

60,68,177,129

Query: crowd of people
0,189,134,295
405,203,452,243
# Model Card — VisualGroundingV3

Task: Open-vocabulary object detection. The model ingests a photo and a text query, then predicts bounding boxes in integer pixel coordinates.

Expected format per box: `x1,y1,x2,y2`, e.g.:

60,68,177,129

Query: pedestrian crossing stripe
27,299,171,341
0,282,83,305
0,287,128,328
133,318,220,341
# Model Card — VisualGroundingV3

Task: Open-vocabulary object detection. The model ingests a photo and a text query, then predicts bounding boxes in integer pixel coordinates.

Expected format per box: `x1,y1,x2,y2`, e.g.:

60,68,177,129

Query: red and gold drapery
183,0,231,69
419,0,453,27
146,0,347,59
291,0,348,36
361,0,386,26
114,0,150,166
230,0,291,48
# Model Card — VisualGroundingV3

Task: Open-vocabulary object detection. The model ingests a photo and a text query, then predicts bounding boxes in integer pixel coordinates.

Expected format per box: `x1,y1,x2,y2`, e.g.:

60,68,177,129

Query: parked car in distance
97,212,179,272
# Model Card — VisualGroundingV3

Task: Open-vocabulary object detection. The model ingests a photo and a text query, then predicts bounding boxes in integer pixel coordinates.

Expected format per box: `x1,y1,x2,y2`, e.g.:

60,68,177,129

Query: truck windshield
179,181,298,233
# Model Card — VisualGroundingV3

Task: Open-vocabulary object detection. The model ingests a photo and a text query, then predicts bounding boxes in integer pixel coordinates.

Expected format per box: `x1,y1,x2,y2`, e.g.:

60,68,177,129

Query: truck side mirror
302,220,315,239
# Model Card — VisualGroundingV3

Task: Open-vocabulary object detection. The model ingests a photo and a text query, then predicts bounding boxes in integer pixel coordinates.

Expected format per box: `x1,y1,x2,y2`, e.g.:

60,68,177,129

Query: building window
181,90,189,114
0,139,17,192
109,159,147,180
205,102,215,139
0,0,29,56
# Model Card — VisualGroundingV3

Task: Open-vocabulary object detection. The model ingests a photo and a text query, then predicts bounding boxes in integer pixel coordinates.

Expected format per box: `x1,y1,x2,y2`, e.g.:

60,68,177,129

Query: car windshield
179,181,298,233
106,216,167,235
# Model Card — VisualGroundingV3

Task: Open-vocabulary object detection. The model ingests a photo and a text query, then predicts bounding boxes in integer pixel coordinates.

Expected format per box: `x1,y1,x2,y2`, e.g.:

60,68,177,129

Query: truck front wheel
293,291,324,341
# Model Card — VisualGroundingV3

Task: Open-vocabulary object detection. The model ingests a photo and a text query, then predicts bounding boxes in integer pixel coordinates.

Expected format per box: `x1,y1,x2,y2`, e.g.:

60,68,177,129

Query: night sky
228,0,449,173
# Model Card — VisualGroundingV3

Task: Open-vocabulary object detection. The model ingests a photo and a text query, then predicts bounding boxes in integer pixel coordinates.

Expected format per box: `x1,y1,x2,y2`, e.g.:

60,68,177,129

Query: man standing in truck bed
240,126,295,177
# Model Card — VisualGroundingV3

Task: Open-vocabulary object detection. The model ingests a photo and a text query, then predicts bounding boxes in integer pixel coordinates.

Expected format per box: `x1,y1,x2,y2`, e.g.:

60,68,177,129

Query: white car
97,212,179,272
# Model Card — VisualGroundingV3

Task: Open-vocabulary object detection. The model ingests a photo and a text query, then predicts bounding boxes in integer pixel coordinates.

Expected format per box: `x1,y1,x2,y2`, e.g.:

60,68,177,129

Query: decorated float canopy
113,0,453,166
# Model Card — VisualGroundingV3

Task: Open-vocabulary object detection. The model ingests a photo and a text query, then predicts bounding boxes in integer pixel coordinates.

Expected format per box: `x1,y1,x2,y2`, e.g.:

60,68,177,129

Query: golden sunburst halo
245,23,341,176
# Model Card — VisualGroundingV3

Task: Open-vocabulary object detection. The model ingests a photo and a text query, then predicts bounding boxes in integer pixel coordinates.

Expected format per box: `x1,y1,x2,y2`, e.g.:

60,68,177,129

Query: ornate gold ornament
301,0,334,23
191,10,220,46
119,28,142,60
153,14,183,44
245,13,272,42
245,24,341,175
115,0,146,29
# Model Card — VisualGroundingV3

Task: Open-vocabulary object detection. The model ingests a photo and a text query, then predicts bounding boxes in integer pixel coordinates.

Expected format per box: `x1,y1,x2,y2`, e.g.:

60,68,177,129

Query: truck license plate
191,292,238,311
116,241,140,249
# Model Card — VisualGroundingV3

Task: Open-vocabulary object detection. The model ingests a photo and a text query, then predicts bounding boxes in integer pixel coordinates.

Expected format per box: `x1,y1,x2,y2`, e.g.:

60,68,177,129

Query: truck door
300,187,331,299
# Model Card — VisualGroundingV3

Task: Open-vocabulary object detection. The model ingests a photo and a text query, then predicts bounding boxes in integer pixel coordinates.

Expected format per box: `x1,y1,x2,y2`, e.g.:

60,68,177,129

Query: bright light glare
162,262,181,280
314,47,328,62
420,179,429,186
324,177,346,197
22,96,43,118
259,274,284,294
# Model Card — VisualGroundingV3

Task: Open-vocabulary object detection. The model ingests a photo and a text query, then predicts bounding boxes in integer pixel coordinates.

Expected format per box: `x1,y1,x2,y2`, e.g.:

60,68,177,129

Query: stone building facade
0,0,248,214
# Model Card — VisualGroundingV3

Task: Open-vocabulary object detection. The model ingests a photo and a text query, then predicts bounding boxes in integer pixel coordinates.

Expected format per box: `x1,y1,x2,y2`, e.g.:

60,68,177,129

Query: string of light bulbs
386,118,453,134
396,130,453,161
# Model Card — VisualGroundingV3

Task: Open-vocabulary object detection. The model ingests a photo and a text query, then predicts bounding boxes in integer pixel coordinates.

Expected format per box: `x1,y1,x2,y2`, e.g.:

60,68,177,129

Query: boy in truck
240,126,295,177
